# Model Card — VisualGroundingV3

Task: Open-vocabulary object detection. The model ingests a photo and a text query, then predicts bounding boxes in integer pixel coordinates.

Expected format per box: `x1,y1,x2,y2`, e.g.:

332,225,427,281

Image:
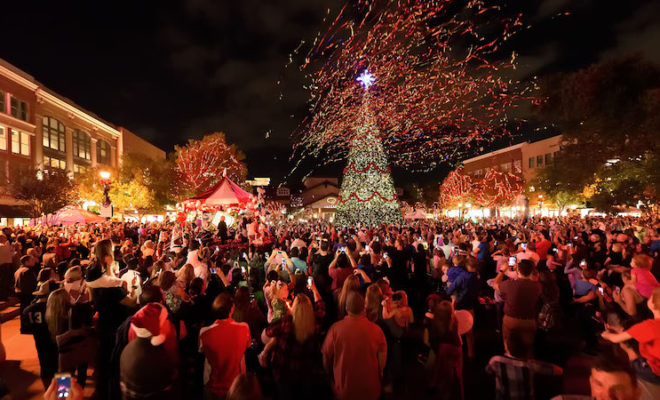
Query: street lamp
99,171,111,207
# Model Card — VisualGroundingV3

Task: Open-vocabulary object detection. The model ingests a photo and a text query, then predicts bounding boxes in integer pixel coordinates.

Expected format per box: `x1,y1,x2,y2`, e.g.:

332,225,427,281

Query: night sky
1,0,658,186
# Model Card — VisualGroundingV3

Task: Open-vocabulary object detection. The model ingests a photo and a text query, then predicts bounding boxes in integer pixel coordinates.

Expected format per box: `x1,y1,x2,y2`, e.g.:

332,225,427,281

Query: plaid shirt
487,355,561,400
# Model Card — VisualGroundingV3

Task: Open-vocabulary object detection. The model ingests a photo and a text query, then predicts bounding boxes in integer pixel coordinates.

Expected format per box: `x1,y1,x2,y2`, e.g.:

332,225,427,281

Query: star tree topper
357,70,375,89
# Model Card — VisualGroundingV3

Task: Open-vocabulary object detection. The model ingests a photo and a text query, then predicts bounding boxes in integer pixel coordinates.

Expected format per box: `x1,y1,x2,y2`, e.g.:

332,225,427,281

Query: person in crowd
199,293,252,399
487,331,563,400
551,352,642,400
22,279,59,388
226,373,263,400
120,302,177,399
322,292,387,400
424,300,463,400
493,258,542,357
0,234,15,301
446,256,479,358
602,287,660,384
86,239,137,400
14,254,38,331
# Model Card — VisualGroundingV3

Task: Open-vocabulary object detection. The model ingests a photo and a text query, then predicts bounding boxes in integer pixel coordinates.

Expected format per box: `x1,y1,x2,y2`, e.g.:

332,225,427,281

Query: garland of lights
343,161,392,174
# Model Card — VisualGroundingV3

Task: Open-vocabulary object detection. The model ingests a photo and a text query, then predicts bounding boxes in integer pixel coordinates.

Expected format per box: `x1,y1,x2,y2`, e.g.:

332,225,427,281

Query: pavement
0,316,95,400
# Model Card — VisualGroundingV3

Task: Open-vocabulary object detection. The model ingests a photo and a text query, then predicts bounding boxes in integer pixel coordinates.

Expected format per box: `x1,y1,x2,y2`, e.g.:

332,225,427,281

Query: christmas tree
336,71,402,226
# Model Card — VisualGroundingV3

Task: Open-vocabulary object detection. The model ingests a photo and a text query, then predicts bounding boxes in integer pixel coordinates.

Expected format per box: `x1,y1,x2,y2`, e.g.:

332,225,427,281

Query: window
11,129,29,156
513,159,522,171
0,91,4,113
528,157,535,168
42,117,66,152
545,153,552,165
0,127,5,151
276,187,290,197
73,130,91,160
10,96,27,121
96,139,111,165
73,164,87,174
43,155,66,170
536,155,543,167
501,162,512,172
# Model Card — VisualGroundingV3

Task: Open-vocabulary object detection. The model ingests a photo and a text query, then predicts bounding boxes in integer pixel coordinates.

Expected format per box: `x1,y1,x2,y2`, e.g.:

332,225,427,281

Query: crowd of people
0,213,659,400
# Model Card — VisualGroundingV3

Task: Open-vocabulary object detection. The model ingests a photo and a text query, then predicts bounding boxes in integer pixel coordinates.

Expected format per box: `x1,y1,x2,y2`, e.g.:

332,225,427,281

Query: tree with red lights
174,132,247,199
439,168,473,209
474,168,523,210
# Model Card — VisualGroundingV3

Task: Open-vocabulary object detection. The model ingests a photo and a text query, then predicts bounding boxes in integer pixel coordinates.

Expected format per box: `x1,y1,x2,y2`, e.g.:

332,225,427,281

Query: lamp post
99,170,111,207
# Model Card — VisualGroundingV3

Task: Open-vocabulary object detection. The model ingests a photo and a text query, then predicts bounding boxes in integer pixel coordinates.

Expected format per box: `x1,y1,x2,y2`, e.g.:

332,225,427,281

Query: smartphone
580,259,587,267
241,266,246,274
521,243,527,250
365,245,370,252
508,256,517,267
307,276,313,288
281,258,287,266
598,287,604,295
568,243,573,247
383,252,389,259
211,267,217,274
215,246,219,252
574,236,578,240
55,373,71,399
242,252,247,259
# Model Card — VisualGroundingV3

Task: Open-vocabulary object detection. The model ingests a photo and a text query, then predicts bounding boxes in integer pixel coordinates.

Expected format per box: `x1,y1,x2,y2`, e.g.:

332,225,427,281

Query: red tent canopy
185,176,253,207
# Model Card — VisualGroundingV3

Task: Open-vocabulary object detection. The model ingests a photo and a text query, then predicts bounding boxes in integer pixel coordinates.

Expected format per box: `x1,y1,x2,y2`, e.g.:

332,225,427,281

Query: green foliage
535,56,660,213
4,167,75,217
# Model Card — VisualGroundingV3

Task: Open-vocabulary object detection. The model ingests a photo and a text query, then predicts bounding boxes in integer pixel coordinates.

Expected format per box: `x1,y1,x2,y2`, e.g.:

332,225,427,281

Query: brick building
0,58,163,224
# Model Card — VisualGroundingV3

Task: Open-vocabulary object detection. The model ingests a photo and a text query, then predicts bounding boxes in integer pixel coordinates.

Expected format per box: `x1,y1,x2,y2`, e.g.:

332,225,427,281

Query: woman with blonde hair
337,274,360,319
45,288,70,340
365,284,383,323
176,263,195,291
263,294,330,399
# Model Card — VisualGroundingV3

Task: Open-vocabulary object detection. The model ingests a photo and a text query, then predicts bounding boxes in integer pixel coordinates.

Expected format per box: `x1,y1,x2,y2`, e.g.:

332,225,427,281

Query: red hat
130,303,168,346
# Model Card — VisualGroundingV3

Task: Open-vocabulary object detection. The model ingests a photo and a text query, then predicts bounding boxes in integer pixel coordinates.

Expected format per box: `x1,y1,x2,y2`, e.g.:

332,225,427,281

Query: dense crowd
0,214,659,400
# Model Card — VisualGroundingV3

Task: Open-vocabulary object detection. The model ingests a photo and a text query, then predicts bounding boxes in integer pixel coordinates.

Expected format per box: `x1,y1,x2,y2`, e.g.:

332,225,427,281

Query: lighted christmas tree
336,71,401,226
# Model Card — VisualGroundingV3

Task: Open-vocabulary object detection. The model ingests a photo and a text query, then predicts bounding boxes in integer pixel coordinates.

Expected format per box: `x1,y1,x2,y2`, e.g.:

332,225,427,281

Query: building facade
0,58,163,223
457,135,563,215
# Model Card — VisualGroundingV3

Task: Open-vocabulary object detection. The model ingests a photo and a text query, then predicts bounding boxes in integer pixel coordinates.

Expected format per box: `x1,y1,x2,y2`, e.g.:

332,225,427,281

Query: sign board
100,204,113,218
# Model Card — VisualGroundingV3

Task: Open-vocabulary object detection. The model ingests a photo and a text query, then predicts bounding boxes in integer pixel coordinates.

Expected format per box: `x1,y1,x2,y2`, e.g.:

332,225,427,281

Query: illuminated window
43,155,66,170
528,157,534,168
0,127,5,151
10,96,27,121
11,129,29,156
97,139,111,165
545,153,552,165
73,163,87,174
73,130,91,160
514,159,521,171
42,117,66,152
536,155,543,167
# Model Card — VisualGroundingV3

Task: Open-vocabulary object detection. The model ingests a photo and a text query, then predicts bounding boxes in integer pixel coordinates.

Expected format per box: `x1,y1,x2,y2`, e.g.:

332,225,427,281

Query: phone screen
281,258,287,266
56,374,71,399
307,276,313,287
242,252,247,259
508,256,517,267
521,243,527,250
211,268,217,274
598,287,604,295
365,245,370,252
241,267,246,274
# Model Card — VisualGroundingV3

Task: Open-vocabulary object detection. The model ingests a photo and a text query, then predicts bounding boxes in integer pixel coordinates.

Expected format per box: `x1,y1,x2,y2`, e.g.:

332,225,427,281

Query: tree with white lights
336,71,402,226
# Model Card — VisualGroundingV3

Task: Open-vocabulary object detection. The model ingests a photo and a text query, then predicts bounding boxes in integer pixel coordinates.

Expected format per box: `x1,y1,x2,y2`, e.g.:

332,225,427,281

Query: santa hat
130,303,168,346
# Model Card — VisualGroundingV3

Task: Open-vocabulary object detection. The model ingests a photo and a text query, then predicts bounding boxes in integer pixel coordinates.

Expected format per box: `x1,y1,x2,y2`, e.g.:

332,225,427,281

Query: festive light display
439,166,523,209
336,85,401,226
174,133,247,198
473,168,523,208
290,0,535,174
439,168,474,208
